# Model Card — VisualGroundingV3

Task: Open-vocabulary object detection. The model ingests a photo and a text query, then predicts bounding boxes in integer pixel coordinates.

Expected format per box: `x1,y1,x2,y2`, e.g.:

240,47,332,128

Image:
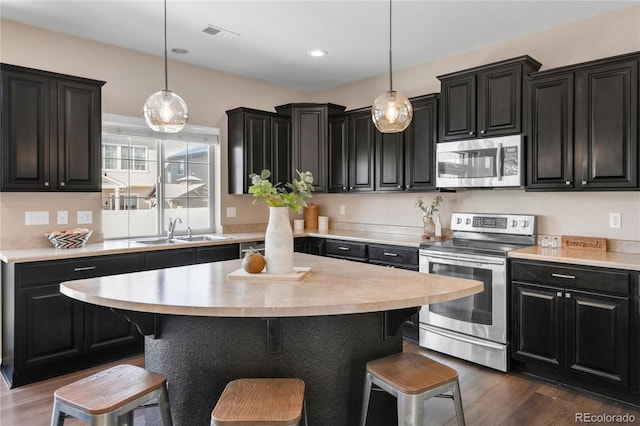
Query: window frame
101,113,220,240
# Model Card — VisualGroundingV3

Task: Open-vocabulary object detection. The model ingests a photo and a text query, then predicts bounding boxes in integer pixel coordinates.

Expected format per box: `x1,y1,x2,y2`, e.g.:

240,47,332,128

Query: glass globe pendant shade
143,90,189,133
372,90,413,133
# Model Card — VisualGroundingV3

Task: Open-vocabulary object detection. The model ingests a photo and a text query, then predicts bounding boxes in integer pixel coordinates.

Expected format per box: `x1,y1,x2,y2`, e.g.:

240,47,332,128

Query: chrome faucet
167,217,183,238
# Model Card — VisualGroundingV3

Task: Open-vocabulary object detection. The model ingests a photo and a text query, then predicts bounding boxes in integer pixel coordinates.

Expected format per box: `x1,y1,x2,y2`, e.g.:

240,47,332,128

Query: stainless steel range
418,212,536,372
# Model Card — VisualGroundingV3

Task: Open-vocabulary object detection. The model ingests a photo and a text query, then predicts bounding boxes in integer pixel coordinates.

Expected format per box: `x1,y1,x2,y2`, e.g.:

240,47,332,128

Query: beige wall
1,5,639,247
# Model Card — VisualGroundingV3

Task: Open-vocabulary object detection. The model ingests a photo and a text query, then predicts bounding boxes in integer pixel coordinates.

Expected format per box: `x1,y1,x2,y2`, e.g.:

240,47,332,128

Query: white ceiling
1,1,636,92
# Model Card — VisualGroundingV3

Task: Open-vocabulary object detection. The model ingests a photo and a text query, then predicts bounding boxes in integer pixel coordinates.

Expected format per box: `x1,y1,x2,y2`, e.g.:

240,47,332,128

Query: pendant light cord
163,0,169,92
388,0,393,92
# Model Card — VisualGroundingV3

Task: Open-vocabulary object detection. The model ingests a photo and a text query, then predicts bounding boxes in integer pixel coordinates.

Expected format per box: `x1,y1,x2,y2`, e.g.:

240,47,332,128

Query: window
101,114,219,239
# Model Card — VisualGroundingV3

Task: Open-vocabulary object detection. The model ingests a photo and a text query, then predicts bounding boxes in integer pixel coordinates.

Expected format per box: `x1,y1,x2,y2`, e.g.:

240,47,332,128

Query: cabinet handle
556,291,563,297
565,293,571,298
397,185,402,189
582,181,587,185
551,273,575,279
60,182,66,187
383,252,398,257
349,187,354,190
342,186,347,190
406,185,411,189
565,181,571,185
338,247,350,251
468,131,474,135
44,181,49,187
74,266,97,272
480,130,485,134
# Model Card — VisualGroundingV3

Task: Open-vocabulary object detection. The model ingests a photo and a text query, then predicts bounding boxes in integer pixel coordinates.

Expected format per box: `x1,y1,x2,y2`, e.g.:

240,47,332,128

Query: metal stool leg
452,380,465,426
397,393,423,426
157,384,174,426
360,372,373,426
50,399,65,426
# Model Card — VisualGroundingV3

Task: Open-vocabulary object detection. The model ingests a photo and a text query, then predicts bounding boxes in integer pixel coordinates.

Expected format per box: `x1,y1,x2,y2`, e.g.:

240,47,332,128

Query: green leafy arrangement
248,169,314,213
415,195,444,217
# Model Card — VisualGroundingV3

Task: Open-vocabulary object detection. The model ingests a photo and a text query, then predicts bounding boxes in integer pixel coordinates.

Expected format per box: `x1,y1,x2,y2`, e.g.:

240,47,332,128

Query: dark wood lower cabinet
511,260,638,406
1,243,241,388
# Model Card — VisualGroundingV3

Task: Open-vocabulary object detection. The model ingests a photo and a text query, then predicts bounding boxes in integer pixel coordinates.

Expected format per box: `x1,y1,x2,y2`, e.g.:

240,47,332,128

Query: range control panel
450,213,536,235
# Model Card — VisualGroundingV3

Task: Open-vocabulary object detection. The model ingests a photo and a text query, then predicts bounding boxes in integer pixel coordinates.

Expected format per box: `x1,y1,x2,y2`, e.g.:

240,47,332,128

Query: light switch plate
77,211,93,224
57,210,68,225
25,211,49,226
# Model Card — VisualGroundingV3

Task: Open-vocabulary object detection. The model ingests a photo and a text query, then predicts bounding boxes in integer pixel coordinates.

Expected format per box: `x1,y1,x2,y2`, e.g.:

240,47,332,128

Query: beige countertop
0,230,426,264
60,253,482,317
509,246,640,271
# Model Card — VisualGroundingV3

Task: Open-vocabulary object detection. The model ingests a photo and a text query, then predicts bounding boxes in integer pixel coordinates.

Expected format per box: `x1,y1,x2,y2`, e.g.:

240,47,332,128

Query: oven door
419,250,507,344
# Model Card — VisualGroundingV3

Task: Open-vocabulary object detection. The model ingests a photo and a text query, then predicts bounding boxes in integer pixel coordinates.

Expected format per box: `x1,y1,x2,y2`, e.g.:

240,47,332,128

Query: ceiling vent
202,25,239,40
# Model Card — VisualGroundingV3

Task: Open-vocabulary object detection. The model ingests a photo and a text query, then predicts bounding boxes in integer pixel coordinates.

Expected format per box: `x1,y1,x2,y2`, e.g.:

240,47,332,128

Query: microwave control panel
451,213,536,236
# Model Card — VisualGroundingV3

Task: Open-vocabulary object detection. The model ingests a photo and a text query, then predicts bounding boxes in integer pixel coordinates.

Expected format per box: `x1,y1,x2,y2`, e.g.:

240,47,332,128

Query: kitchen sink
130,237,182,245
175,235,233,242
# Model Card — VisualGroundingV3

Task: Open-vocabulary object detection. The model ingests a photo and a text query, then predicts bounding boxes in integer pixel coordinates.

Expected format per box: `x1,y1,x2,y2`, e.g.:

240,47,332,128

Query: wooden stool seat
361,352,465,426
211,378,306,426
51,364,173,426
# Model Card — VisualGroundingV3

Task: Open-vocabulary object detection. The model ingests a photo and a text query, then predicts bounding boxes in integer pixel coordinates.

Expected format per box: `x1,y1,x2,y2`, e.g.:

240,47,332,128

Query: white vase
264,206,294,274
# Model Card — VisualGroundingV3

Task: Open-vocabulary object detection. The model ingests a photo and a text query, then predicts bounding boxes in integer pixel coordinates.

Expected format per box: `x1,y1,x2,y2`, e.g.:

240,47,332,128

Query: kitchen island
60,253,482,426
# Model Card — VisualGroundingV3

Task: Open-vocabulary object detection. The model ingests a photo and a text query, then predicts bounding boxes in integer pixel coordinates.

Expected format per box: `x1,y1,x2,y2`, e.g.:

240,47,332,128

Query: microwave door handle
496,143,503,181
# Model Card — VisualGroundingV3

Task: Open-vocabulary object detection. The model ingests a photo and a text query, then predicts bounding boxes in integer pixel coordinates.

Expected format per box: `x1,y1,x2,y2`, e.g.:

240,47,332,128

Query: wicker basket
46,230,92,249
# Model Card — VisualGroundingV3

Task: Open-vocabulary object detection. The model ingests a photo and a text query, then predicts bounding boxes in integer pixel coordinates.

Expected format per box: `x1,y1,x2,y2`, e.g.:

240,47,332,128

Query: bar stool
211,378,307,426
50,364,173,426
361,352,465,426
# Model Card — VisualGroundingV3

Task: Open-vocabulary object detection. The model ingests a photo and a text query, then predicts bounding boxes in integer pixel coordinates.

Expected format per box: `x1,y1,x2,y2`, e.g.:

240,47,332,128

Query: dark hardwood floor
1,343,639,425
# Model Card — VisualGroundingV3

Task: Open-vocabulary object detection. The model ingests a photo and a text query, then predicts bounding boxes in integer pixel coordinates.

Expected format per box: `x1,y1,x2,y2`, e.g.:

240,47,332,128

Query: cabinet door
84,305,140,352
512,282,563,368
1,69,51,190
405,96,438,191
18,284,84,367
565,290,629,387
477,64,522,137
328,115,349,193
375,132,404,191
576,59,638,189
292,107,327,192
348,110,375,192
526,73,575,189
271,115,291,186
440,74,476,141
144,248,197,270
56,79,102,191
245,112,273,180
197,244,240,263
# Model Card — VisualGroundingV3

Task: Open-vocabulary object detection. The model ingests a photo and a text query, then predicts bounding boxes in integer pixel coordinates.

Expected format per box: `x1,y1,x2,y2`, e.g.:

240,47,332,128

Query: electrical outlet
226,207,237,218
77,211,93,224
609,212,621,229
57,210,68,225
339,205,346,215
25,211,49,226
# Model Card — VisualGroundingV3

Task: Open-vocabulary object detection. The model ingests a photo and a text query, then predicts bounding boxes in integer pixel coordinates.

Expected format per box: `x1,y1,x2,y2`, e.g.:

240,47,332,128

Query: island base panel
145,312,403,426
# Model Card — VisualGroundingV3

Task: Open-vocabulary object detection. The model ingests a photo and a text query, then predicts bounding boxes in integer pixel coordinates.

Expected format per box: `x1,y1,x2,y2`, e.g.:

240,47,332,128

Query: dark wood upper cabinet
227,107,290,194
328,114,349,193
526,52,639,191
439,56,541,141
275,103,345,192
1,63,104,192
404,95,438,191
348,108,376,192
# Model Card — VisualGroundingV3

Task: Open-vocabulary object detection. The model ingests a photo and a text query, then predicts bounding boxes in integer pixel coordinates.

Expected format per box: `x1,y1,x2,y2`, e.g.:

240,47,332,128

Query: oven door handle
422,324,506,351
420,252,505,266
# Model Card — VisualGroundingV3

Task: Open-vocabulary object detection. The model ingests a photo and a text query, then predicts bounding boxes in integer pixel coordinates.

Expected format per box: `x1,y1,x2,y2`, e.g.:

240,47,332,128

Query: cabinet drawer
16,254,142,287
325,240,367,260
368,244,418,266
197,244,240,263
511,261,630,295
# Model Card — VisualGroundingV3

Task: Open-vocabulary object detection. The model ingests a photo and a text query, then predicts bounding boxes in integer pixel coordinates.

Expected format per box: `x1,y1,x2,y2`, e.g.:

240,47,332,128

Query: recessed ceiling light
308,49,328,58
172,48,189,54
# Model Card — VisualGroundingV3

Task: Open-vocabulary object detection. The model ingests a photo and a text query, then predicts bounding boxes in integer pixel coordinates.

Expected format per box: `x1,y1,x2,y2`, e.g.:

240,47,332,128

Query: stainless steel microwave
435,135,523,188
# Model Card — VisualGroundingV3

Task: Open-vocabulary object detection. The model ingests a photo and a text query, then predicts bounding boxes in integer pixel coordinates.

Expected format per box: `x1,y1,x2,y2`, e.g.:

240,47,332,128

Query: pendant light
371,0,412,133
143,0,189,133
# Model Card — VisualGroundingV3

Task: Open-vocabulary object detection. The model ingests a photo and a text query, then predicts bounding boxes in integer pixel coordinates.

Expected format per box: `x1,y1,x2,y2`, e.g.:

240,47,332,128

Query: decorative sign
561,235,607,252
